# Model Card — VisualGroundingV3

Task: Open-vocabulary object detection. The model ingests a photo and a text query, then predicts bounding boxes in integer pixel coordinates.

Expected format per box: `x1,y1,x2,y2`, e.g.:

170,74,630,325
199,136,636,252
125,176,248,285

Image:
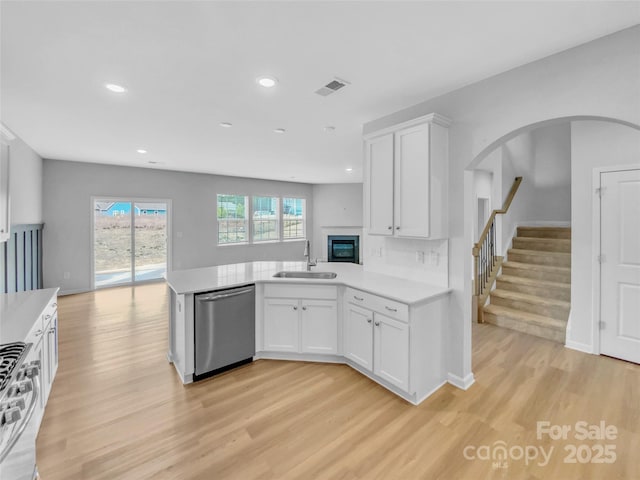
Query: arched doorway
464,116,640,366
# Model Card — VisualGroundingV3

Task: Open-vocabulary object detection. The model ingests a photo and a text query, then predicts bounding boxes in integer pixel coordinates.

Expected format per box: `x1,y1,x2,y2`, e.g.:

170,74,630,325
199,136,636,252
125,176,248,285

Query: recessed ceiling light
346,167,353,172
136,149,147,154
257,76,278,88
105,83,127,93
273,128,286,134
324,126,336,132
219,122,233,128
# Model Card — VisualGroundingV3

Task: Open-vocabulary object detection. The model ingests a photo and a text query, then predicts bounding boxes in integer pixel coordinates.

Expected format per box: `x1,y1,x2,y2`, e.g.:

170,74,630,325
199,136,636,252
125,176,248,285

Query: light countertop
0,288,59,344
165,261,449,305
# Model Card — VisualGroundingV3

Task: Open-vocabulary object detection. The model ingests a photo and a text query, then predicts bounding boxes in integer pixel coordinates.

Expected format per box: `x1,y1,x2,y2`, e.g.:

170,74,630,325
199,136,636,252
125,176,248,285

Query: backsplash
363,234,448,287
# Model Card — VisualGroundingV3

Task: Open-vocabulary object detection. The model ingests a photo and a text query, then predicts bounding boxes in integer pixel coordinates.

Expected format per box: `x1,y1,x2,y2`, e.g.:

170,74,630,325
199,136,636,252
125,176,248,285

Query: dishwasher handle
197,287,254,302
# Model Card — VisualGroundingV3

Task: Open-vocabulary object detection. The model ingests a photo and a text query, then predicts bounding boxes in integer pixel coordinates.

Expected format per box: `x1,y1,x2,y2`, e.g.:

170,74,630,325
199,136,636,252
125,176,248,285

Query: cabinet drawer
345,287,408,322
264,283,337,300
26,315,45,345
42,297,58,326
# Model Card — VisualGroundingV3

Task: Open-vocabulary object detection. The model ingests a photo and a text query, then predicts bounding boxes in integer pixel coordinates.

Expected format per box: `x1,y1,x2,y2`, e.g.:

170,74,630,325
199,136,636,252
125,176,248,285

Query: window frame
216,194,307,246
251,195,280,243
282,197,307,241
217,194,249,245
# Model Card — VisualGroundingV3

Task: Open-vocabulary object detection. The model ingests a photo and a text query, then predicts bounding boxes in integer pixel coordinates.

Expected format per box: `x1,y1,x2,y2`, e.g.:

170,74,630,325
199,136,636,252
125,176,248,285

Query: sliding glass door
93,199,168,288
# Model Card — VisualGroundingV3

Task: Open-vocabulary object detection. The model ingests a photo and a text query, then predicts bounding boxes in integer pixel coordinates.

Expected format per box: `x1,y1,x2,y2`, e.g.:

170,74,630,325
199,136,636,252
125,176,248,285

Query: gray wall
6,131,43,224
43,160,313,294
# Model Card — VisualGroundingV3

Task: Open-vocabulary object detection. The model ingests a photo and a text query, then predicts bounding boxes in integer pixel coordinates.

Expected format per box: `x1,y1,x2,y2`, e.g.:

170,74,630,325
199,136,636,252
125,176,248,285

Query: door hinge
599,321,606,330
597,254,606,264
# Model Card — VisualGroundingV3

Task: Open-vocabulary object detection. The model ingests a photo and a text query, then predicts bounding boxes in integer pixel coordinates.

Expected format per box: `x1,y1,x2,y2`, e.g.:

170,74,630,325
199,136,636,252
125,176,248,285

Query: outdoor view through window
217,194,305,244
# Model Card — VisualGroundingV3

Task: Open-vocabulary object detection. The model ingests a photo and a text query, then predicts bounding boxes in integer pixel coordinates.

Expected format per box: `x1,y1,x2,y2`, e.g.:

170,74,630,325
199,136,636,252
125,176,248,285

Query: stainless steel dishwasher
194,284,255,380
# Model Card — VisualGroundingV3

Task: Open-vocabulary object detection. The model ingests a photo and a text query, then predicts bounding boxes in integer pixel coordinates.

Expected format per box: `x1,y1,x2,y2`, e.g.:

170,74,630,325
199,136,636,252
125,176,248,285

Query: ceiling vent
315,77,350,96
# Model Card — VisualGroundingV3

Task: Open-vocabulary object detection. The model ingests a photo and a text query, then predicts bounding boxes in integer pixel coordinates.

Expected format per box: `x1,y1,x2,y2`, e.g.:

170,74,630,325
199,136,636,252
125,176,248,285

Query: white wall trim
254,351,345,364
363,112,452,140
565,340,595,354
447,372,475,390
415,380,448,405
515,220,572,227
59,288,92,296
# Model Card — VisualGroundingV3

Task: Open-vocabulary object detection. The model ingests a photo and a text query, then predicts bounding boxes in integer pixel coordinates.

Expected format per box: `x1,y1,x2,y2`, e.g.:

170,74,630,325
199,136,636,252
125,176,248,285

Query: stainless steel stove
0,342,41,480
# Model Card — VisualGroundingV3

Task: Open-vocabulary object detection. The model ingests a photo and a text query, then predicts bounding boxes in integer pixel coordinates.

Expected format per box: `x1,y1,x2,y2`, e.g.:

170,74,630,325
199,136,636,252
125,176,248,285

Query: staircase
483,226,571,343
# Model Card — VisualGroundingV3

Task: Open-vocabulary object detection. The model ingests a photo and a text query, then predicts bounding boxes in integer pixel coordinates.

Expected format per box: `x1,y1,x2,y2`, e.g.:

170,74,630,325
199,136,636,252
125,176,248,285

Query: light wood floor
37,283,639,479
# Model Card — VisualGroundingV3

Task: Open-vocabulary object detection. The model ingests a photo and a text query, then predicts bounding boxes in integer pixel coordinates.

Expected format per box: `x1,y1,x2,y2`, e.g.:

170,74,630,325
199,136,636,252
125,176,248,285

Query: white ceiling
2,1,639,184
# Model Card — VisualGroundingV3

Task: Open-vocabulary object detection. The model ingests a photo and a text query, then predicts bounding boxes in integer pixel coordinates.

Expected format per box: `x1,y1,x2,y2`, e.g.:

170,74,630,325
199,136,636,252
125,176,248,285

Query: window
217,194,248,244
253,196,279,242
282,197,306,240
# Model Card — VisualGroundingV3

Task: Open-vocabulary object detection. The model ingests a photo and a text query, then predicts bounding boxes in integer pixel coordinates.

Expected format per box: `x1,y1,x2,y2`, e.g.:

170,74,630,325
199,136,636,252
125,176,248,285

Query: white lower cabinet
374,314,409,391
259,283,446,405
263,285,338,356
344,301,409,391
344,304,373,370
264,299,300,352
23,293,58,428
300,300,338,354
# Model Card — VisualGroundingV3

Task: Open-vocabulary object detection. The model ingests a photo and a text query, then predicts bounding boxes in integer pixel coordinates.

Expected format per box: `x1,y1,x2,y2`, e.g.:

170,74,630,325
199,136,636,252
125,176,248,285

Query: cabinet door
0,143,9,243
28,336,46,428
365,133,394,235
46,312,59,392
394,123,430,238
344,304,373,370
301,300,337,354
373,313,409,391
264,299,300,352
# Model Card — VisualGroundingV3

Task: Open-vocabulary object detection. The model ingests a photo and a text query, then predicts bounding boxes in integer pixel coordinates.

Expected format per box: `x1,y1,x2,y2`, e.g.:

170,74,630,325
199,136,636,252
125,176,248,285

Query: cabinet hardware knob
302,306,307,311
293,306,298,310
396,226,400,230
49,328,55,334
385,306,398,312
367,318,372,324
374,322,380,326
387,226,392,230
353,296,363,301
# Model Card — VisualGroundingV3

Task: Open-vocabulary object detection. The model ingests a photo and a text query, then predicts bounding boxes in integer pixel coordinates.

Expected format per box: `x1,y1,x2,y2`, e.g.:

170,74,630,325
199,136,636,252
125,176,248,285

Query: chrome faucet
303,240,317,271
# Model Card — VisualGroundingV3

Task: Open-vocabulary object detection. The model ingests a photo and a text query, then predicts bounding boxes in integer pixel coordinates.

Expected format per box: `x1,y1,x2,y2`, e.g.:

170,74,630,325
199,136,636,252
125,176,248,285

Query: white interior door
600,169,640,364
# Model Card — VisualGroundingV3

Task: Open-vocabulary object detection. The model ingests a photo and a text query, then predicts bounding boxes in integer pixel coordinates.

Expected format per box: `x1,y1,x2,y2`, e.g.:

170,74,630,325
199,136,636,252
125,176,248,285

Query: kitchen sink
272,271,337,279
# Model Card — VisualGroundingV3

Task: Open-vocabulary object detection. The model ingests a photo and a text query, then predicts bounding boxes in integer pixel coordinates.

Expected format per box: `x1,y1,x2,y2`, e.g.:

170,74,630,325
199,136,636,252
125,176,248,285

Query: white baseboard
255,351,345,364
59,288,92,296
415,379,448,405
448,372,475,390
517,220,571,227
565,340,595,354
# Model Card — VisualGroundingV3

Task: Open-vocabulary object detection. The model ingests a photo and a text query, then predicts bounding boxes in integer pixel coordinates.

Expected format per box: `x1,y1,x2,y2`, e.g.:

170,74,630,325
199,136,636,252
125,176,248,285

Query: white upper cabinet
364,113,450,239
365,133,394,235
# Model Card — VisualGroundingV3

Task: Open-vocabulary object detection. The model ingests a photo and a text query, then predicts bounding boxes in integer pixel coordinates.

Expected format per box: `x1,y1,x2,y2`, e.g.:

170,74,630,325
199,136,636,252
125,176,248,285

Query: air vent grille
315,77,350,97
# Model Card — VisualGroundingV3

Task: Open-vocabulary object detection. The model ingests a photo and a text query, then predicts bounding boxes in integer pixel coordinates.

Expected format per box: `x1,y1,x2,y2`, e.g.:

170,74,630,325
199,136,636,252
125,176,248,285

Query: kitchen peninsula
166,261,450,405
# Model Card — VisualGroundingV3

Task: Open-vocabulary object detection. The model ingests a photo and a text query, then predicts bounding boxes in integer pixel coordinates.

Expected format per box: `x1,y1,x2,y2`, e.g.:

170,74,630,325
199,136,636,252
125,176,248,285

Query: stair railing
472,176,522,323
